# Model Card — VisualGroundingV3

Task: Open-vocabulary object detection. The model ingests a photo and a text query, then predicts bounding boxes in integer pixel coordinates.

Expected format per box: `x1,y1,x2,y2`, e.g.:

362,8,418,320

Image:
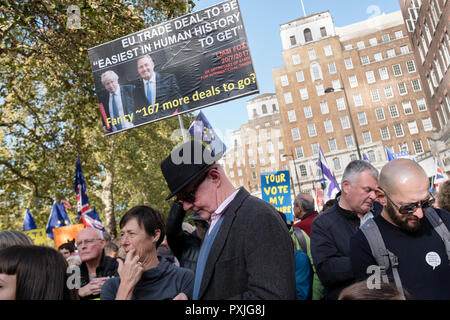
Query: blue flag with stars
46,201,71,239
23,208,37,231
188,111,226,157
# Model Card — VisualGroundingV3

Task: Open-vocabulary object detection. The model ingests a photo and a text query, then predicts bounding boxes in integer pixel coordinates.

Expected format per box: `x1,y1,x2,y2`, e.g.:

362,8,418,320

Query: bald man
350,159,450,300
77,227,118,300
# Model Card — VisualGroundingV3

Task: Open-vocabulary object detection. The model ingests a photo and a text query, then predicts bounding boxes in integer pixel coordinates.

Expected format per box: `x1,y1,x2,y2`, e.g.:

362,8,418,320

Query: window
308,49,316,60
336,98,346,110
361,55,370,65
367,150,376,163
237,169,242,177
291,127,300,141
290,35,296,46
357,41,365,49
413,140,424,153
304,28,313,43
229,171,235,178
278,141,284,149
332,80,340,90
392,64,402,76
251,172,257,180
362,131,372,144
402,101,413,115
303,106,313,118
350,154,358,161
353,94,363,107
280,75,289,87
311,143,320,155
422,118,433,131
296,70,304,82
387,49,396,58
320,101,329,114
375,108,385,121
344,44,353,50
333,157,342,170
310,62,322,80
349,75,358,88
273,104,278,112
394,123,405,137
287,110,296,122
320,27,327,38
307,123,317,137
344,58,354,70
262,104,268,114
316,84,325,96
328,62,337,74
299,164,308,177
400,45,409,54
406,60,416,73
324,45,333,56
416,98,427,111
384,86,394,99
371,89,380,102
394,30,403,39
328,138,338,151
366,71,376,83
389,104,399,118
358,112,368,125
324,119,333,133
260,158,265,166
408,121,419,134
410,79,421,92
374,52,383,61
284,92,292,104
295,146,304,159
299,87,309,100
340,116,350,129
369,37,378,46
345,135,354,147
379,67,389,80
382,34,391,42
380,127,390,140
292,54,301,65
247,149,253,157
250,160,255,168
397,82,407,95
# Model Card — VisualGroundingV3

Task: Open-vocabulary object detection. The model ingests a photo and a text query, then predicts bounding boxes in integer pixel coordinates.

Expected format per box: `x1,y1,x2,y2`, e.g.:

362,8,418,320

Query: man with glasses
160,140,296,300
77,227,118,300
350,159,450,299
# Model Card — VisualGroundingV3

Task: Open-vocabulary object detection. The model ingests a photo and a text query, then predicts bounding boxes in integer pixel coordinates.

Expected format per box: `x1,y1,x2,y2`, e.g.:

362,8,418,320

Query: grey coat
197,187,297,300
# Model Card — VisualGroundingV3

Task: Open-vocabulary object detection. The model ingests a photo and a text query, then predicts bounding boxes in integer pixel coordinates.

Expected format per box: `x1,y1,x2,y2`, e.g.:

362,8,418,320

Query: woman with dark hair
0,245,78,300
0,230,33,250
100,205,194,300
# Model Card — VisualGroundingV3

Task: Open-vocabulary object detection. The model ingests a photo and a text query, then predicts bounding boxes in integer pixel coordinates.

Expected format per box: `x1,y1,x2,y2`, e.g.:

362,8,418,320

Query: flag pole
178,114,187,143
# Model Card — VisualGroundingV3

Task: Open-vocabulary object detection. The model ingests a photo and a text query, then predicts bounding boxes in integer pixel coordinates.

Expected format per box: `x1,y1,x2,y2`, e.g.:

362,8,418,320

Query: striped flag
316,147,340,200
74,156,105,231
435,159,445,192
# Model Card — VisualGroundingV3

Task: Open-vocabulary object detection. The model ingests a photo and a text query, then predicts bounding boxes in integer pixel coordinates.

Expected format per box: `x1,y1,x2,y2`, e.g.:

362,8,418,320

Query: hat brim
165,164,212,200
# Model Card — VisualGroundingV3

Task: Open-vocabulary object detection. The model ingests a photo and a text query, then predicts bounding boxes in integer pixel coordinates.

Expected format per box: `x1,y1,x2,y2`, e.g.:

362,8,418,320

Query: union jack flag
74,156,105,231
435,159,445,192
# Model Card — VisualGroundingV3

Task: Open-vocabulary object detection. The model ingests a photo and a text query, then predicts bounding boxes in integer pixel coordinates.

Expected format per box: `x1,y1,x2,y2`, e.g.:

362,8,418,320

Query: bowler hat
160,140,223,200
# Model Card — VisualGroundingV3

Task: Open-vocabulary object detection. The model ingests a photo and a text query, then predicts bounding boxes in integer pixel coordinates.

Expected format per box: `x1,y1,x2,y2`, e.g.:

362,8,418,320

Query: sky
188,0,403,145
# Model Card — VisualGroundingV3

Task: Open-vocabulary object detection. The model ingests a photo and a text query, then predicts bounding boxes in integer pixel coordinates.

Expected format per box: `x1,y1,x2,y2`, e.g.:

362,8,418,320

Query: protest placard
261,171,294,222
24,228,48,246
53,224,85,249
88,0,258,135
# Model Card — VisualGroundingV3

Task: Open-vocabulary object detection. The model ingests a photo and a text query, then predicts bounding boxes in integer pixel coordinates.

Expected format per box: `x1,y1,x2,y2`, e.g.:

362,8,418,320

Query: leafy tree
0,0,195,237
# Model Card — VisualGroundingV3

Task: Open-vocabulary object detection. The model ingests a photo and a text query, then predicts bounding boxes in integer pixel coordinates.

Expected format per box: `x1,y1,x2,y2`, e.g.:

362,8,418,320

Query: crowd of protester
0,141,449,300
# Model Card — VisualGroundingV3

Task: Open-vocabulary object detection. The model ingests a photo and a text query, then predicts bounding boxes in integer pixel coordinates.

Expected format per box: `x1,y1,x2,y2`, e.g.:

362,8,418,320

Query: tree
0,0,195,236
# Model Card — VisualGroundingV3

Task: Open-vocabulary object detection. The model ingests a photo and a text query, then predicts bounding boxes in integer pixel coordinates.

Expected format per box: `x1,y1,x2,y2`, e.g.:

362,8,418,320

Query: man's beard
385,201,421,233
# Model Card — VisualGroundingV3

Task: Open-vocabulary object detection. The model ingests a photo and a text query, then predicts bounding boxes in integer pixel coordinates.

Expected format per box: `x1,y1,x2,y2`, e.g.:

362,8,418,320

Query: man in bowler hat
160,140,296,300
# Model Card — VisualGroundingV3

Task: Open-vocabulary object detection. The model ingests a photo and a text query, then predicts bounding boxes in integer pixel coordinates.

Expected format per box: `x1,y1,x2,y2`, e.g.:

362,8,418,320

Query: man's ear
376,190,387,206
341,180,351,195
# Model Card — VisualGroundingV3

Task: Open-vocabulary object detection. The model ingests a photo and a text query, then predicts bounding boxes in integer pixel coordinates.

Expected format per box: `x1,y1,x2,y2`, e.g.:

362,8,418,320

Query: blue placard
261,170,293,222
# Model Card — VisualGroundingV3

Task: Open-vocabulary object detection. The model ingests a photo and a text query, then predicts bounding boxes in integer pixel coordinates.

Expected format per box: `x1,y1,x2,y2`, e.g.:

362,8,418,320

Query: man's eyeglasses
378,187,435,215
176,167,215,204
76,239,102,247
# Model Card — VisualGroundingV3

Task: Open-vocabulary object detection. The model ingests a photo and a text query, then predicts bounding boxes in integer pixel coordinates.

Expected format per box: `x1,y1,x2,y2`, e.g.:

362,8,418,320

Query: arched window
310,62,323,81
304,28,313,42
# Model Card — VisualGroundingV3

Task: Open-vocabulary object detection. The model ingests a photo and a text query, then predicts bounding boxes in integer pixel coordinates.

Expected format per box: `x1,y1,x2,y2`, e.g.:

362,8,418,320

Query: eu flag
386,147,395,161
46,201,71,239
188,111,227,157
23,209,37,231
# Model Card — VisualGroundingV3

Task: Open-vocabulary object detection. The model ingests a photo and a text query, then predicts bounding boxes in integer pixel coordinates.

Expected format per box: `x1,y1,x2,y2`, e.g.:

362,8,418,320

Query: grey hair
0,230,34,250
294,193,315,211
341,160,379,185
100,70,119,85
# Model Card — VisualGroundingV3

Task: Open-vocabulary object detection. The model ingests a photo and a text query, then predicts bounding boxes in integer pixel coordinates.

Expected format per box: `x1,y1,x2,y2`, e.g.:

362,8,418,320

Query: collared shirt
208,189,239,235
108,87,132,130
143,73,156,106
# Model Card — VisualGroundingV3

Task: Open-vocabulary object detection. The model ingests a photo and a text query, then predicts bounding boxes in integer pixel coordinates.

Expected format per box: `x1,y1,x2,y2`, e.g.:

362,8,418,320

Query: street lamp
324,78,362,160
281,153,301,195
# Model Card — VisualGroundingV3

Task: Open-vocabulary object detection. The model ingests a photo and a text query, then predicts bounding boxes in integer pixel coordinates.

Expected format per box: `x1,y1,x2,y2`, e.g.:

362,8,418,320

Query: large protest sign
88,0,258,135
261,171,294,222
24,228,48,246
53,224,85,249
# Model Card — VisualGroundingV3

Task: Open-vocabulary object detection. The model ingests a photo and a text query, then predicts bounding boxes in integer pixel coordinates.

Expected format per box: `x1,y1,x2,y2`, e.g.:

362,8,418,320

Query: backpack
291,226,324,300
360,207,450,299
